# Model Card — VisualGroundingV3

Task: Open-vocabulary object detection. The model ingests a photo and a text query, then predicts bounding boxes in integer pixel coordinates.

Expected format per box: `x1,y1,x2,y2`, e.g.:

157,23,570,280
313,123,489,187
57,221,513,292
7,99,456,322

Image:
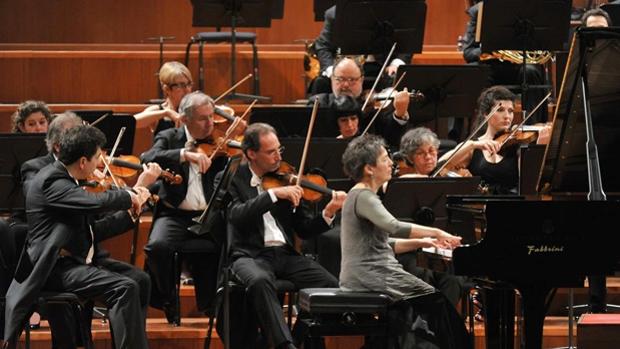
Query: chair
184,32,261,97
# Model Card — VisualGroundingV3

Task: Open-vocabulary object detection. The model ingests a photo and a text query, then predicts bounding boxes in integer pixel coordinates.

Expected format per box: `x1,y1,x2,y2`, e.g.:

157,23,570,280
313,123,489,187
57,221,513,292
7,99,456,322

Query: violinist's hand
166,109,183,128
472,139,501,154
129,186,150,214
393,88,410,120
92,168,106,181
434,230,462,249
385,64,398,77
536,123,552,145
272,185,303,207
135,162,162,187
324,190,347,218
184,151,212,173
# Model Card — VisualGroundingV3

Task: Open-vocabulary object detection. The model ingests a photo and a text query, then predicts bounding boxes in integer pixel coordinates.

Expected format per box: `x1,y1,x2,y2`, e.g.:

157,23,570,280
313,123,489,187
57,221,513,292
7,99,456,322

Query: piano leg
519,285,553,349
482,287,516,349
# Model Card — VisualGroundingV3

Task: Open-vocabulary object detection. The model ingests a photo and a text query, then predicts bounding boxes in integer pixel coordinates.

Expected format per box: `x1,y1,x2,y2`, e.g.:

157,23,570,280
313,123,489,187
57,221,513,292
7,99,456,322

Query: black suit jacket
4,161,133,342
141,127,227,210
227,164,331,260
314,5,413,72
308,93,407,149
462,3,482,64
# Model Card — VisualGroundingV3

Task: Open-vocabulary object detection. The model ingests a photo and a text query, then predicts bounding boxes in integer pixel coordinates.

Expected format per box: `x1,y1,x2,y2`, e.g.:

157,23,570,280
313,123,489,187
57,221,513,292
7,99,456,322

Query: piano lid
539,28,620,196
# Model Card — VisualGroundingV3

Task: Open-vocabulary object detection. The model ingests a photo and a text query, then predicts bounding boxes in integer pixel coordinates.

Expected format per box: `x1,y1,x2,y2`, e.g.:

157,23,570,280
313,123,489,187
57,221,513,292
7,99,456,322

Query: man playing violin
4,125,152,349
10,112,160,349
309,57,410,149
225,123,346,349
141,90,228,323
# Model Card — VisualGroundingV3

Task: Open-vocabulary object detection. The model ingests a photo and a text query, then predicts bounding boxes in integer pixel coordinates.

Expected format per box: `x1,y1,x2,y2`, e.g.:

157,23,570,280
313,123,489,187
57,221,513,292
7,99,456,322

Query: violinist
140,91,227,324
134,61,193,136
438,86,549,194
308,5,411,95
10,112,159,348
4,125,152,349
309,57,410,149
396,127,442,177
226,123,346,349
10,100,52,134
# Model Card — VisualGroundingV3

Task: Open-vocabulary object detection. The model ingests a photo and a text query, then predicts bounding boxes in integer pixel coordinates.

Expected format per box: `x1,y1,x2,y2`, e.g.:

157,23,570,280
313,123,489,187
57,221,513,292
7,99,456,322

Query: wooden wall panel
0,0,468,46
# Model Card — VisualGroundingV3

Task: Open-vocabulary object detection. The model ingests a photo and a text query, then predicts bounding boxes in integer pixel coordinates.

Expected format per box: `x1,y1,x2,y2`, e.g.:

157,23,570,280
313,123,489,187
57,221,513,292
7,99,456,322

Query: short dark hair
475,85,516,129
58,125,106,165
342,134,386,182
582,8,612,27
46,111,83,153
11,100,53,133
242,122,277,155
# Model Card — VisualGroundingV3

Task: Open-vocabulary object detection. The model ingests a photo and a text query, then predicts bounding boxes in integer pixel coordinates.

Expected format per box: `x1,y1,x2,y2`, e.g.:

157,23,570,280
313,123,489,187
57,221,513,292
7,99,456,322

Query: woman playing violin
134,61,193,135
438,86,550,194
397,127,441,177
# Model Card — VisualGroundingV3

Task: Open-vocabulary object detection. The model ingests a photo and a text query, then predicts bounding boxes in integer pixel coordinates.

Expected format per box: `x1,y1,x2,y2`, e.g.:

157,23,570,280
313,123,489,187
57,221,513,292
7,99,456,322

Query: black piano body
450,198,620,349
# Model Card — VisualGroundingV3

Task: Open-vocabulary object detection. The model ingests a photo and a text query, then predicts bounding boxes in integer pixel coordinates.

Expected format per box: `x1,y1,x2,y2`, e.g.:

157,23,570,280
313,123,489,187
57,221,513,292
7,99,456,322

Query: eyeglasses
262,146,285,157
333,75,363,84
168,82,193,90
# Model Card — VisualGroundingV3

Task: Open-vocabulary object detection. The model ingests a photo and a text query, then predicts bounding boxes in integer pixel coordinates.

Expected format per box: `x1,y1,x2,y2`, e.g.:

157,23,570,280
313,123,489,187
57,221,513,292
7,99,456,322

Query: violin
262,161,333,202
108,156,183,185
367,87,425,110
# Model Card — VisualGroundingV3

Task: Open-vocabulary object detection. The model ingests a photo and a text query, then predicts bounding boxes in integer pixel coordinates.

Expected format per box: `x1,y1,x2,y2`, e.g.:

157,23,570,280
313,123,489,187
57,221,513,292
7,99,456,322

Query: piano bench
578,313,620,349
294,288,393,349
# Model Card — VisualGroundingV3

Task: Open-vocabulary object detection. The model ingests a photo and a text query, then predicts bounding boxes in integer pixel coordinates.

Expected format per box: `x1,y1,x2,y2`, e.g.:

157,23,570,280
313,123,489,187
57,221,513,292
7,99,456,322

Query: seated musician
581,7,612,27
141,91,228,323
462,1,548,125
4,125,152,349
134,61,193,136
438,86,549,195
14,112,158,348
339,134,470,348
308,5,411,96
309,57,410,149
10,100,52,134
226,123,346,349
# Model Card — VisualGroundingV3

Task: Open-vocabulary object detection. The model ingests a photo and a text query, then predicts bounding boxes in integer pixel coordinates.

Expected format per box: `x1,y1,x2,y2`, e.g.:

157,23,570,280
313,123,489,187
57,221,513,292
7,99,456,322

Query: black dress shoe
163,303,180,326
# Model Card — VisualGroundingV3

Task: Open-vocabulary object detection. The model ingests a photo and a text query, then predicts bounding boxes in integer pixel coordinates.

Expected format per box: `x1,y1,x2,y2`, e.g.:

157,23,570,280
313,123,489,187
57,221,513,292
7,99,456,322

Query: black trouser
45,258,149,349
230,246,338,349
144,213,219,312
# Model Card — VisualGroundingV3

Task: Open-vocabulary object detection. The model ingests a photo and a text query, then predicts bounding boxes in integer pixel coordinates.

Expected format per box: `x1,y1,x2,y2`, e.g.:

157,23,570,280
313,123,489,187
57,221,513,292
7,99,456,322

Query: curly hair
11,100,53,133
342,134,386,182
475,86,515,130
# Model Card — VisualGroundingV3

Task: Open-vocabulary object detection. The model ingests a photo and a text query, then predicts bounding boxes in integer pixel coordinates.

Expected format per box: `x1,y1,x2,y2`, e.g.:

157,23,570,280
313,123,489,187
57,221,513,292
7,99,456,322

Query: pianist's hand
435,230,462,249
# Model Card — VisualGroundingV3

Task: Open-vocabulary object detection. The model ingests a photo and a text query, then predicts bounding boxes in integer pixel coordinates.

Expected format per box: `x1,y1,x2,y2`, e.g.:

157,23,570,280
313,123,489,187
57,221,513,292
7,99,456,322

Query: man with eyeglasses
140,91,227,324
308,5,412,96
309,57,411,149
223,123,346,349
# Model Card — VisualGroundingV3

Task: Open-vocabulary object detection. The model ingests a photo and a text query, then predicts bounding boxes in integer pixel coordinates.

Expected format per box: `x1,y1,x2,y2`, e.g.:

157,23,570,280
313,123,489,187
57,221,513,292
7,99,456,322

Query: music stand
479,0,571,117
396,64,491,130
382,177,481,238
313,0,336,21
279,137,349,180
190,0,278,102
69,110,136,155
601,3,620,26
249,105,339,138
188,155,242,242
333,0,426,55
0,133,47,213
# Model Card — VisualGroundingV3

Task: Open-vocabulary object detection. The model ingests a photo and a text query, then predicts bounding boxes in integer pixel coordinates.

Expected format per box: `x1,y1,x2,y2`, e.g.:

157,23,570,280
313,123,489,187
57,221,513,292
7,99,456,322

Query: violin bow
360,72,407,137
430,102,503,178
207,99,257,161
360,42,397,112
101,126,126,179
497,92,551,148
213,73,253,104
296,99,320,187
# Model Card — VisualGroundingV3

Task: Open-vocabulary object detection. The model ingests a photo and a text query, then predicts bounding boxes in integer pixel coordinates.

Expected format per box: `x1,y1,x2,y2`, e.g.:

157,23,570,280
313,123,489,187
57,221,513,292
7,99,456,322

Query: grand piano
449,28,620,349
